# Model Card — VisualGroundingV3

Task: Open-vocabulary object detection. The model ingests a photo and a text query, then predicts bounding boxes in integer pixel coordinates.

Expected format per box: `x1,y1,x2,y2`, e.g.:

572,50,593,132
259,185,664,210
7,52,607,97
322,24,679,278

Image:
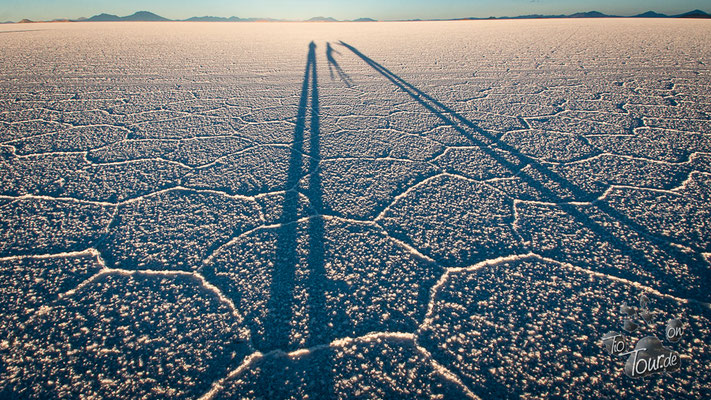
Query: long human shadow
339,41,710,300
326,42,353,87
305,42,331,348
264,42,314,351
304,43,337,399
263,41,334,396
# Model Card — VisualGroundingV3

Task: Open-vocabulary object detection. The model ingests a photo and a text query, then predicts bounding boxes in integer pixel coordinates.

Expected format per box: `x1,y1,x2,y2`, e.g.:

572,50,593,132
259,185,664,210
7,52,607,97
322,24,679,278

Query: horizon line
4,8,711,24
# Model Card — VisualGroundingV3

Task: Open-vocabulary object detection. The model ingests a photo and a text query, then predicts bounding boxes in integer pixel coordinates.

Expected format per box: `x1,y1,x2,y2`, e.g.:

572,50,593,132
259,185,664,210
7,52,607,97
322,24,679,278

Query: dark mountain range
86,13,120,21
674,9,711,18
634,11,668,18
86,11,169,22
462,9,711,20
6,9,711,24
307,16,338,22
120,11,170,21
185,16,243,22
568,11,611,18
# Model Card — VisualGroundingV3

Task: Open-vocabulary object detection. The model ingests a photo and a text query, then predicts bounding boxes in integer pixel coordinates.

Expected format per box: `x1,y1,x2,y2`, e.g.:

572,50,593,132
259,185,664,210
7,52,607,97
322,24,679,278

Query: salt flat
1,19,710,399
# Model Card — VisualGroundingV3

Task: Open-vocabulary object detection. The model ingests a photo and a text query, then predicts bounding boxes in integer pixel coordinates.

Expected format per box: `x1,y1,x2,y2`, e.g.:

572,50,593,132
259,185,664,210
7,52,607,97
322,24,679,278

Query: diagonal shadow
326,42,353,87
339,41,709,300
326,44,336,81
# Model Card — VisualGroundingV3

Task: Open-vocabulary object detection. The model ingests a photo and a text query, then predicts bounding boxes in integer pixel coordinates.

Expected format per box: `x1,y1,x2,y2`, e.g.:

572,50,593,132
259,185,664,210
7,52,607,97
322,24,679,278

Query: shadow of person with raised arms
326,42,353,87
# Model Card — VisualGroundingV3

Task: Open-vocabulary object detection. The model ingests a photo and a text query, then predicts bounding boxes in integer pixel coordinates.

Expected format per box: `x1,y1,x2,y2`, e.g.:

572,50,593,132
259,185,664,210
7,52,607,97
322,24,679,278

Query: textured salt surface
1,19,710,399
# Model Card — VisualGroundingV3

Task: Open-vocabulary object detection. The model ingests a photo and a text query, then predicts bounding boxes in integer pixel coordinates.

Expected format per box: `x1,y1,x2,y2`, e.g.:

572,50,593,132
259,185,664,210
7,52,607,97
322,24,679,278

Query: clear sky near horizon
0,0,709,22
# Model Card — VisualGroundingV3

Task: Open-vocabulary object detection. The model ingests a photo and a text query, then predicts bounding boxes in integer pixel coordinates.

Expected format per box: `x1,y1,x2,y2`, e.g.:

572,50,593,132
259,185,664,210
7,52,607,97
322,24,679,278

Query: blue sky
1,0,709,22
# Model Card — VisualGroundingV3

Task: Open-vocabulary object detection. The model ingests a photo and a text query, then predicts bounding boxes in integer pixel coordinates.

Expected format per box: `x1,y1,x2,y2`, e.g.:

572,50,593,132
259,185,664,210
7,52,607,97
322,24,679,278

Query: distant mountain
674,9,711,18
568,11,614,18
307,16,338,22
459,9,711,20
185,16,243,22
122,11,169,21
86,11,169,22
86,13,121,22
459,11,615,20
10,9,711,23
634,11,668,18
